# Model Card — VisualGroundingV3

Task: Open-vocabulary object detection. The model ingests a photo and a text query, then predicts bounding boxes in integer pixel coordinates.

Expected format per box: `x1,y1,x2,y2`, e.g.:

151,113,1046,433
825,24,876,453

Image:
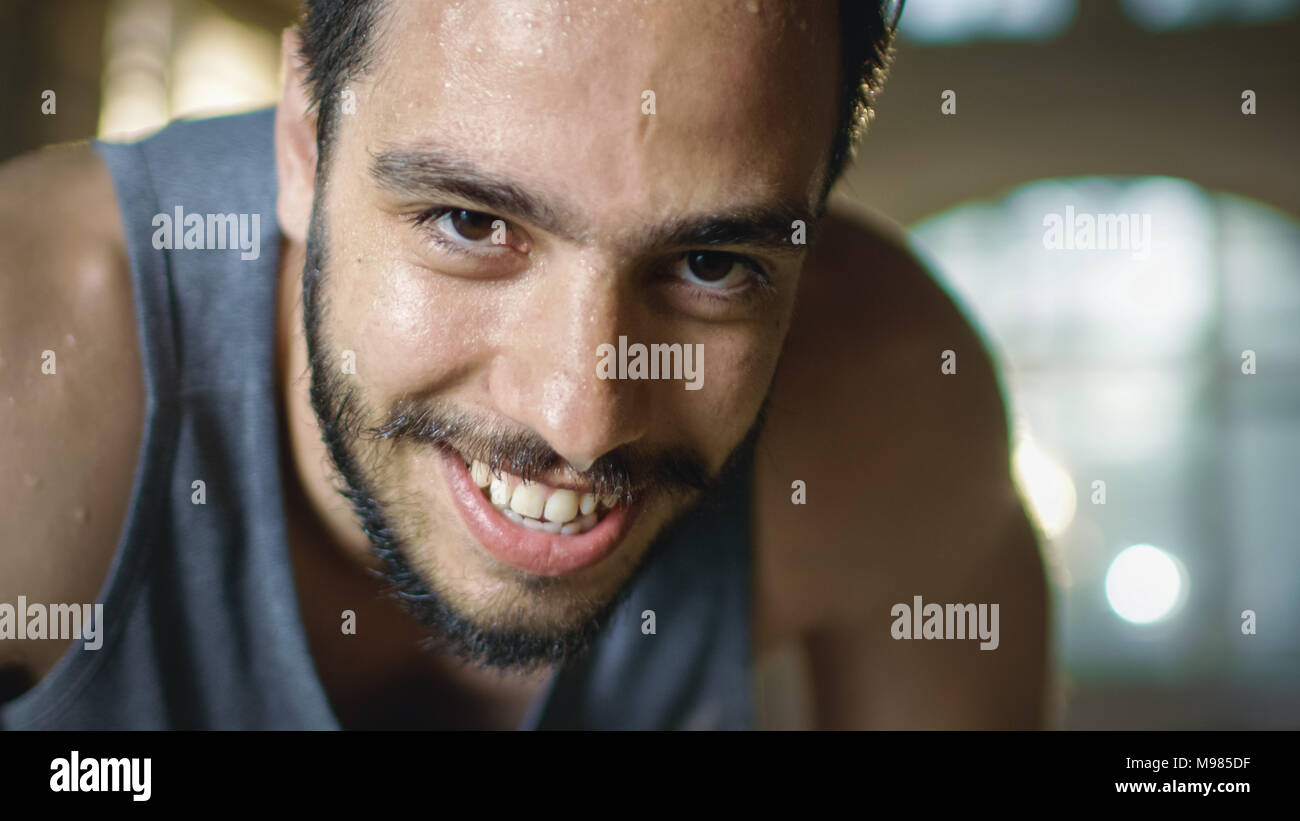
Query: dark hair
298,0,901,196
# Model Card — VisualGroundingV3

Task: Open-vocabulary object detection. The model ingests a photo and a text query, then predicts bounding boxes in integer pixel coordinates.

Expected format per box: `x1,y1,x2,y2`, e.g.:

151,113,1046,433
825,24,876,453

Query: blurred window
900,0,1078,42
908,178,1300,686
1120,0,1300,30
899,0,1300,43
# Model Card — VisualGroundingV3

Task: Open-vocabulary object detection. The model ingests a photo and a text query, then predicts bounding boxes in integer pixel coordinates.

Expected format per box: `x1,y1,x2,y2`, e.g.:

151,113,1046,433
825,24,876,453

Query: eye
409,206,526,258
431,208,503,246
676,250,758,290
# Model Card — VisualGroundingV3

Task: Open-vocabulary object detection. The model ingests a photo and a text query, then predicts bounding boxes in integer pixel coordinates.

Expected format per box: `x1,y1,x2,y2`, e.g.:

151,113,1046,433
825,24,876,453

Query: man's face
301,0,839,667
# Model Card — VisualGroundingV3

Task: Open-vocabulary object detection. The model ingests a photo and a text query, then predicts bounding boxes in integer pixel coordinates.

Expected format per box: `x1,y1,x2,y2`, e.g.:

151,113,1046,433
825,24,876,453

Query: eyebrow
370,147,815,256
639,205,814,255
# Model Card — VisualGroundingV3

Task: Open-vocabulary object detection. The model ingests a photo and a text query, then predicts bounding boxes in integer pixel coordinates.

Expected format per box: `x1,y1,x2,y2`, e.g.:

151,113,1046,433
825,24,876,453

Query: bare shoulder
0,142,143,682
755,205,1022,628
752,206,1048,726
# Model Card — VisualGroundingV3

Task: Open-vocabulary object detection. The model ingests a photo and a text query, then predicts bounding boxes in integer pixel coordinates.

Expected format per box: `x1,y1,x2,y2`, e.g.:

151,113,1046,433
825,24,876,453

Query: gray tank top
0,109,755,730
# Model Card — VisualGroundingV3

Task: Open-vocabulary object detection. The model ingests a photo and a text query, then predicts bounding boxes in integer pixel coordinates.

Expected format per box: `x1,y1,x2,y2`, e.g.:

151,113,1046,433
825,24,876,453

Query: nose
489,255,652,472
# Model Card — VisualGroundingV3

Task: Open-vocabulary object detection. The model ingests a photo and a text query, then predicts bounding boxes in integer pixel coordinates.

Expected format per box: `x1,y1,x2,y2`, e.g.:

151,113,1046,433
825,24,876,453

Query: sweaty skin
0,1,1048,728
275,1,840,652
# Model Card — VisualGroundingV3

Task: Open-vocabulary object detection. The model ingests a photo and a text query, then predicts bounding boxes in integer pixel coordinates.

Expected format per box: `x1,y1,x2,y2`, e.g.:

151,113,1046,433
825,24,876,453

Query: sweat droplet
73,506,88,523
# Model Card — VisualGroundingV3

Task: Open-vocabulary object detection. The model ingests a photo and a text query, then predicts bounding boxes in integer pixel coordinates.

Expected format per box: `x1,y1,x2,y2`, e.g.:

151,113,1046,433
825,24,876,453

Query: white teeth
479,468,612,535
558,512,598,535
495,504,594,535
544,489,579,523
489,475,512,506
510,482,547,519
515,514,566,533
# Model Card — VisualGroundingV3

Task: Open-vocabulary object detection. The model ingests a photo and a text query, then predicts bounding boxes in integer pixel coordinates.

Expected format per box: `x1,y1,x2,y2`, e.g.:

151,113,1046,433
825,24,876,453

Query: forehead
353,0,841,223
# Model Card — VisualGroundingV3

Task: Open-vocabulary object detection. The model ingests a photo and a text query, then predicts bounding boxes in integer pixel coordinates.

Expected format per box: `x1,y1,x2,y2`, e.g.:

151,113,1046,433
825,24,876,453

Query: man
0,0,1048,729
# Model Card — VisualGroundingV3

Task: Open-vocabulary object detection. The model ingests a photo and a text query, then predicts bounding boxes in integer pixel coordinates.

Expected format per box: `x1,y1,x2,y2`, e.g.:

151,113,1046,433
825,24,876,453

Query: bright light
1012,436,1077,539
1105,544,1185,624
99,0,281,141
98,0,173,140
171,15,280,120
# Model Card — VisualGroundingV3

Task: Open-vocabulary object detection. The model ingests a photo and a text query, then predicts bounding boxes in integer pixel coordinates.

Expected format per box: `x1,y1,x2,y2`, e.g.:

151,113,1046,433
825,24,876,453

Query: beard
299,197,764,672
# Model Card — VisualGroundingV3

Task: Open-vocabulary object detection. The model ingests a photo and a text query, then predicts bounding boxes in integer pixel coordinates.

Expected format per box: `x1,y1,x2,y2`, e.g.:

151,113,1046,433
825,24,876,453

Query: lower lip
437,447,639,577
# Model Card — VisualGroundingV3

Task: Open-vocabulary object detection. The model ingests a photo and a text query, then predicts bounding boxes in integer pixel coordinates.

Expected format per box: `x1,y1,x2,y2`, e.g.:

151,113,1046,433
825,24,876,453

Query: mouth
436,446,640,577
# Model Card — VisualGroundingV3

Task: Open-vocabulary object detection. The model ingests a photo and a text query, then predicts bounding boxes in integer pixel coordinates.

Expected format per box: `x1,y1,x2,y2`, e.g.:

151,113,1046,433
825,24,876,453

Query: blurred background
3,0,1296,729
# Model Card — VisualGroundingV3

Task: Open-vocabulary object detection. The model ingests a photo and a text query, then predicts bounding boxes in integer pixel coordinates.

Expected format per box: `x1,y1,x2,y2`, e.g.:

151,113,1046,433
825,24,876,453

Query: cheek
676,328,783,469
318,151,501,403
328,252,489,400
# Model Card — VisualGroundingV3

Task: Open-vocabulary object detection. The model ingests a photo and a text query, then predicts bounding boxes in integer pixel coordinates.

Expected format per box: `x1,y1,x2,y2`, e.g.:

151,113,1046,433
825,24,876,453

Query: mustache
366,399,713,502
